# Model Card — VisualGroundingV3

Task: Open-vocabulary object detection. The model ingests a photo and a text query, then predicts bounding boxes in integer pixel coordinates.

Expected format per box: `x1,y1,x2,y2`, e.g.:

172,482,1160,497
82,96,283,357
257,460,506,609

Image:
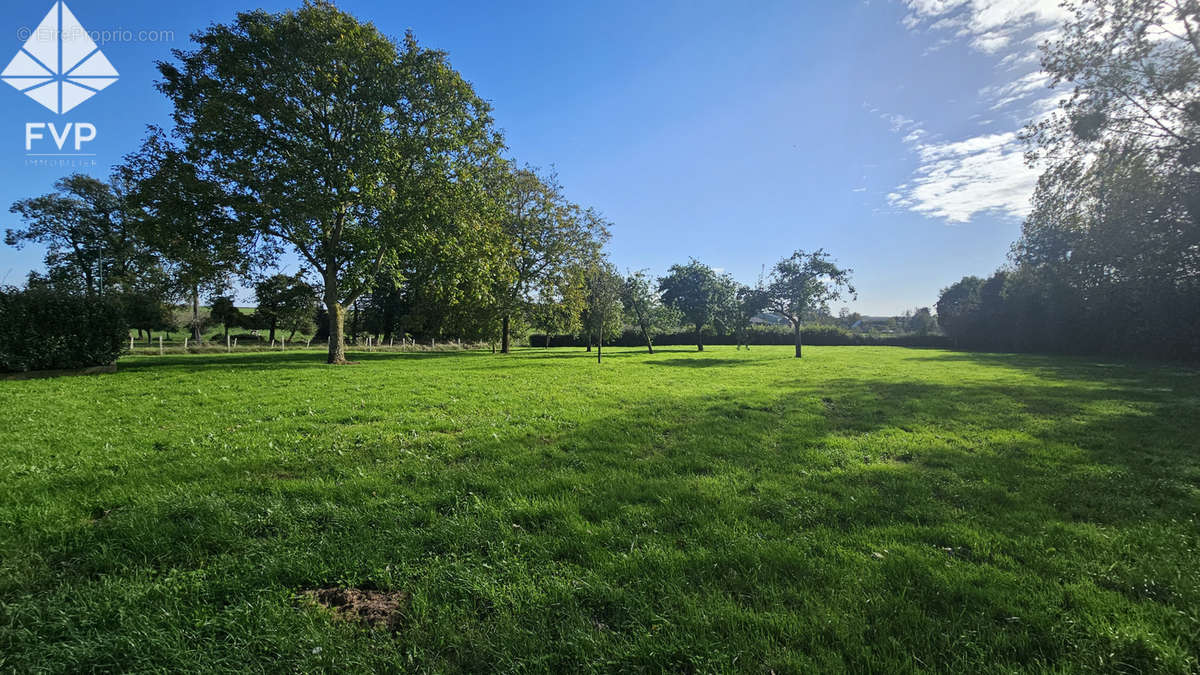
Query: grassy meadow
1,346,1198,672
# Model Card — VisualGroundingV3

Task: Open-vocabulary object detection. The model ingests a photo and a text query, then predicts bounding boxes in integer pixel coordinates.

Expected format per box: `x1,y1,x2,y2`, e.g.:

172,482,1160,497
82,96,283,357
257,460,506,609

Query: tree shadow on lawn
920,349,1200,383
648,357,762,368
23,366,1198,565
516,347,696,360
9,363,1200,671
116,349,496,373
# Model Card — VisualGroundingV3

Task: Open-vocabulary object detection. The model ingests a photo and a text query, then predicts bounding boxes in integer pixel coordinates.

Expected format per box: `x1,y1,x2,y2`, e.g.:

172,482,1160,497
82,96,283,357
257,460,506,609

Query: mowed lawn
1,346,1198,672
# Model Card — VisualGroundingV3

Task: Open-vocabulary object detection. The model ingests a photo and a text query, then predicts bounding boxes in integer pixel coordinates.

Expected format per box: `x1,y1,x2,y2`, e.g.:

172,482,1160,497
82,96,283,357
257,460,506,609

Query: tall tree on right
1012,0,1200,357
766,250,855,358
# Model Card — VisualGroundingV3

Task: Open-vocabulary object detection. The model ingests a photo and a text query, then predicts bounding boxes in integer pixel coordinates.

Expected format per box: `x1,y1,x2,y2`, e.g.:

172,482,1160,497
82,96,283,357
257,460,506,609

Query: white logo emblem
1,2,118,114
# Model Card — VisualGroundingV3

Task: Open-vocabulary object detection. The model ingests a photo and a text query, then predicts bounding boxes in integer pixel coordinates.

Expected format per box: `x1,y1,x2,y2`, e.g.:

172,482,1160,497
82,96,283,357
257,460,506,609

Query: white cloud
890,132,1038,223
902,0,1067,61
882,112,917,132
884,0,1071,223
979,71,1050,110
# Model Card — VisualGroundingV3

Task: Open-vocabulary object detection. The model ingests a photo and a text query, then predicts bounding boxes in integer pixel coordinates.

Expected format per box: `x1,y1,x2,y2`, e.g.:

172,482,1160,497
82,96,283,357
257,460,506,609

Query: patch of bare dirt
302,587,409,631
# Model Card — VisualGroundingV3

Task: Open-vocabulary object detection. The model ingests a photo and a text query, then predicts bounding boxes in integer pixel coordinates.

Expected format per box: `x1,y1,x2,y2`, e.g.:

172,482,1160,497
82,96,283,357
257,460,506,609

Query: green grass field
1,346,1198,672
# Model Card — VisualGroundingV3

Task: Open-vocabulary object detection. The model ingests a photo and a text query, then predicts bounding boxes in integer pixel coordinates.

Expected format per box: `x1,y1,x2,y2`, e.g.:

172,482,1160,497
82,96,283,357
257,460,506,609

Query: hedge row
529,325,951,349
0,287,128,373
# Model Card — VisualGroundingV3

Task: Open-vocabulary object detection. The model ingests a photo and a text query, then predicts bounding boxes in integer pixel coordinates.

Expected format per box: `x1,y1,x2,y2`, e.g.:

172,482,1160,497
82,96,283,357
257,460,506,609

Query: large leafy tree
357,207,514,346
1025,0,1200,173
156,1,501,363
765,249,855,358
7,174,149,297
492,165,608,353
1008,0,1200,358
121,129,254,342
657,259,735,352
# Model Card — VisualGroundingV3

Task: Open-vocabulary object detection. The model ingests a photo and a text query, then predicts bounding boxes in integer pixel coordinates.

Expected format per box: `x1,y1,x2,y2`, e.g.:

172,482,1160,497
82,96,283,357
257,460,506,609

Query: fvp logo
1,1,118,114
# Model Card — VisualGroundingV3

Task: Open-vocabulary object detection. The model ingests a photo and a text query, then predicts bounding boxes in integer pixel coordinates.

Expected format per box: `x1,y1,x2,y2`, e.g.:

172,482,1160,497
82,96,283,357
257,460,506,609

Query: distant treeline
936,269,1199,361
531,325,951,350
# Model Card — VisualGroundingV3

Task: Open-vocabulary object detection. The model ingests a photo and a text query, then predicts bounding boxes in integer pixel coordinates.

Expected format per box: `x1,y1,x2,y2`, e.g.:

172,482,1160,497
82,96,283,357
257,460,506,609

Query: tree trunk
223,324,229,341
586,331,592,352
696,323,704,352
191,287,202,342
794,322,802,358
545,333,551,348
325,282,347,364
638,319,654,354
597,332,602,363
501,314,511,354
268,319,277,344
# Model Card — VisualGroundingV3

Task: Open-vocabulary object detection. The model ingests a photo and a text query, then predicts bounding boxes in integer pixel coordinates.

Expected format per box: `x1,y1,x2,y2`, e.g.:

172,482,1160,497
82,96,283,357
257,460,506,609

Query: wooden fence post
227,334,231,352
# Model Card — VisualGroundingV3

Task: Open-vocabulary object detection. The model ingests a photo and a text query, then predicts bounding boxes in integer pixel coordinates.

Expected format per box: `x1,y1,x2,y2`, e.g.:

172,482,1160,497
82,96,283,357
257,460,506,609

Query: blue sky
0,0,1067,315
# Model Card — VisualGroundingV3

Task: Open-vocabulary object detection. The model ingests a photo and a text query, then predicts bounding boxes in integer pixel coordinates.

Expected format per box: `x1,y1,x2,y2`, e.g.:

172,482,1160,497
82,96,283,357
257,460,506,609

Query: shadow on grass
648,357,753,368
8,356,1200,671
920,349,1200,380
518,347,681,360
116,349,495,373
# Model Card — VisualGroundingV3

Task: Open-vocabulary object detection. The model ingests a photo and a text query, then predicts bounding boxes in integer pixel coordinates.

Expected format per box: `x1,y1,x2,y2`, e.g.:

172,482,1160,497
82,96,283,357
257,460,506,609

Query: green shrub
0,286,128,373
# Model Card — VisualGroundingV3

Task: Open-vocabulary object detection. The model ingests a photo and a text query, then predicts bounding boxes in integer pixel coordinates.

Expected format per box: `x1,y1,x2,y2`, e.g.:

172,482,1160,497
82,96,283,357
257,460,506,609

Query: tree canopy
7,174,148,297
492,165,608,353
155,1,502,363
658,259,736,352
766,249,855,358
